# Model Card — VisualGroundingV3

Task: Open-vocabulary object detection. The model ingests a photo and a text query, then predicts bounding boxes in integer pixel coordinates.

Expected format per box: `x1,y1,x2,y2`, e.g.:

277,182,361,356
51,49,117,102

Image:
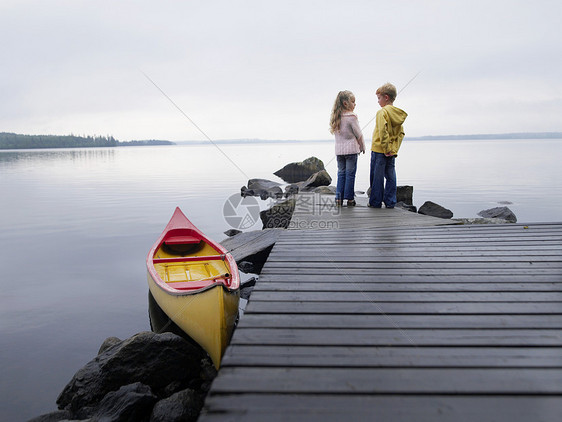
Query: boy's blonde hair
329,90,354,134
376,83,397,102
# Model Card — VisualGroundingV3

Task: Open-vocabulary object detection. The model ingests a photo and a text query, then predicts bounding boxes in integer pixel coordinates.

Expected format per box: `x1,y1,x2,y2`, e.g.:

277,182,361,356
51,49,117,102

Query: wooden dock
200,196,562,421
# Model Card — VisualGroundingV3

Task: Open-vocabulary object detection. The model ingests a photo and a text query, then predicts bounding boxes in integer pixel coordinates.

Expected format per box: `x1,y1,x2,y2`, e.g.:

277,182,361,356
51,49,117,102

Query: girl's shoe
347,200,356,207
335,199,343,206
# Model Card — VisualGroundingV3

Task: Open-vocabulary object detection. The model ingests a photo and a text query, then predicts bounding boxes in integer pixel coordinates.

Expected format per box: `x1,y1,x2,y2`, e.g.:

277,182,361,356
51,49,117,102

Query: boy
368,83,408,208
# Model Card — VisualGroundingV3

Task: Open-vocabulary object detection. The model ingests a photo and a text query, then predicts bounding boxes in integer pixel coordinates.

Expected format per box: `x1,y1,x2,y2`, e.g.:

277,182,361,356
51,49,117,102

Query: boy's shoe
347,200,356,207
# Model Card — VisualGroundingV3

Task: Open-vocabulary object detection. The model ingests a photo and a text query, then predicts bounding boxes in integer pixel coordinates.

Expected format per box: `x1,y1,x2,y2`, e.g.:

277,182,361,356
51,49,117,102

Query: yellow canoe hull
147,272,239,369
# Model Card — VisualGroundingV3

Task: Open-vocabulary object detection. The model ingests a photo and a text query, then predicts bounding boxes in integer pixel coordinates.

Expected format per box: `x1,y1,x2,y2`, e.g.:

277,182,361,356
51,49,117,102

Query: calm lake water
1,139,561,420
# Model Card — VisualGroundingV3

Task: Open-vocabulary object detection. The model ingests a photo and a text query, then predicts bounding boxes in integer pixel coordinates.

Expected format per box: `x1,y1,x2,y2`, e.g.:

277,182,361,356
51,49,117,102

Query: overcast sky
1,0,561,141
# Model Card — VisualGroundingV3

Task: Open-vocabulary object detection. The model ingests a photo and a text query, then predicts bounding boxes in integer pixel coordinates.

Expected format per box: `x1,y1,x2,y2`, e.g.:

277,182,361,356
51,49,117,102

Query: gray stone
297,170,332,191
367,185,413,204
273,157,325,183
150,389,202,422
57,332,204,413
418,201,453,219
397,185,413,205
237,261,256,273
92,382,157,422
260,198,296,229
241,179,283,199
240,186,255,197
478,206,517,223
453,217,512,225
223,228,242,237
312,185,336,195
247,178,282,190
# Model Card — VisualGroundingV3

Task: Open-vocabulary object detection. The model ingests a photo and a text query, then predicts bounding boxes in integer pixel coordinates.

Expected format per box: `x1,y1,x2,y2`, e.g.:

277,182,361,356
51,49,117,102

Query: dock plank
210,367,562,394
236,314,562,328
230,328,562,346
201,395,562,422
222,345,562,367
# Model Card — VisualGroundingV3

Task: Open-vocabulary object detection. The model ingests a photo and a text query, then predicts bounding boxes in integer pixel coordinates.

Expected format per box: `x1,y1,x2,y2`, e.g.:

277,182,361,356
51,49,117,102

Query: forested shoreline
0,132,174,149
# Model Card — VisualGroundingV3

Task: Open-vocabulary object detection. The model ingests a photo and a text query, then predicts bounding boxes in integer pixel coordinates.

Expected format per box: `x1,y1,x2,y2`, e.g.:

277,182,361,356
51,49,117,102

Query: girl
329,90,365,206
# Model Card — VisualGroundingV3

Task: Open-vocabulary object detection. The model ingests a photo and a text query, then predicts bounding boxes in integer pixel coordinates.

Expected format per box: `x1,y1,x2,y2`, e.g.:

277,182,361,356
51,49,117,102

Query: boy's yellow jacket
371,105,408,156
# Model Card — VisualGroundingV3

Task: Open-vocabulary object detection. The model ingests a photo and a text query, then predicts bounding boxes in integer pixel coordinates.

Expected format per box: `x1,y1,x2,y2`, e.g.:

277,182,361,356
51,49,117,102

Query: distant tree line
0,132,174,149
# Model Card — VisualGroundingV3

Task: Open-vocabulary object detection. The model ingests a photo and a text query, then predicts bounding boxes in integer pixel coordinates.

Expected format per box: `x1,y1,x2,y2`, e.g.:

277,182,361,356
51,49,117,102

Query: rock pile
30,332,214,422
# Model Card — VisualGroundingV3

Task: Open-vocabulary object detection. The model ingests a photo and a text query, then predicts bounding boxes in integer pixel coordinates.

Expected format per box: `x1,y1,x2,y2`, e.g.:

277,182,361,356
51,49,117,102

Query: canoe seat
154,255,225,264
164,235,201,245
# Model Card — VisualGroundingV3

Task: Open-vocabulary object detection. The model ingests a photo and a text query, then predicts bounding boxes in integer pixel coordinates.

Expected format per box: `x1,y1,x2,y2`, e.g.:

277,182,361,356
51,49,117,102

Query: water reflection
0,147,116,165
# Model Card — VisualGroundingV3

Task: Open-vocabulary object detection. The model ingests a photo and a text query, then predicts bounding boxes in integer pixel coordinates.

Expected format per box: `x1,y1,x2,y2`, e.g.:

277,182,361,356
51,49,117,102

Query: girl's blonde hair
329,90,354,134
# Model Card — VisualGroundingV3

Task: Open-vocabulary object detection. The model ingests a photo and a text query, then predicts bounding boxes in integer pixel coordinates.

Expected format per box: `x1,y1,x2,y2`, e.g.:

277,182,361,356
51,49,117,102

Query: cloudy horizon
1,0,561,142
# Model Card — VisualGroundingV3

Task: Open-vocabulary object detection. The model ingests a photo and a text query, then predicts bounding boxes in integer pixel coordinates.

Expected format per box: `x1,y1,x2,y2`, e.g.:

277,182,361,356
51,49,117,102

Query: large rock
418,201,453,219
150,388,202,422
297,170,332,191
260,198,296,229
273,157,325,183
397,185,413,205
241,178,283,200
367,185,413,204
478,206,517,223
56,332,204,414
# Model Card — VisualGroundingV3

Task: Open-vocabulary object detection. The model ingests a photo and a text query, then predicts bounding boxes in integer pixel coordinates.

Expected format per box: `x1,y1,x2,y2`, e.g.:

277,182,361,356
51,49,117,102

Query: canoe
146,207,240,369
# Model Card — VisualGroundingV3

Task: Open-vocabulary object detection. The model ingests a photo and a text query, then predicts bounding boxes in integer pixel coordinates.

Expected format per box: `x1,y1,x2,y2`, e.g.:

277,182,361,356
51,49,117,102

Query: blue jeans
369,152,396,208
336,154,358,201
